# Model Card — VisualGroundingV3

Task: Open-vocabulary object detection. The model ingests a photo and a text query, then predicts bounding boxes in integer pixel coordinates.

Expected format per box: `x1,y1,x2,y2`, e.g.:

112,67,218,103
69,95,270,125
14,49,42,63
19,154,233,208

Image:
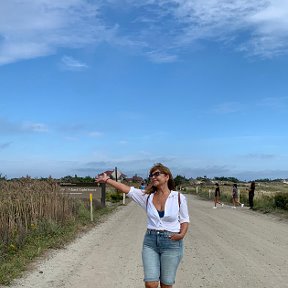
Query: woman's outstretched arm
95,173,131,194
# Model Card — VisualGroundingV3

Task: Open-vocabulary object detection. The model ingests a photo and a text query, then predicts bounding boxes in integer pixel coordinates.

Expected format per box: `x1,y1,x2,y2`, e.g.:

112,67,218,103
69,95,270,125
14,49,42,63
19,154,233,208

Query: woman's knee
145,281,159,288
160,283,172,288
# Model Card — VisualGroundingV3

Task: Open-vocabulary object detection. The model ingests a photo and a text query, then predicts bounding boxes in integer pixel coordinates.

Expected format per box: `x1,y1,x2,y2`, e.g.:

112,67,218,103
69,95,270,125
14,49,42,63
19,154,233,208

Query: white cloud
121,0,288,59
248,0,288,34
192,0,288,57
61,56,88,71
0,0,108,65
167,0,288,57
146,50,178,63
243,0,288,57
1,0,288,64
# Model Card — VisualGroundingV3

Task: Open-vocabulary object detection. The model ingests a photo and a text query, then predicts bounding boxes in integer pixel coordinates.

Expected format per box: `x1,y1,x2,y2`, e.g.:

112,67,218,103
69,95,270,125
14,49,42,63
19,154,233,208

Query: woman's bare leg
145,281,159,288
235,199,243,206
216,196,222,205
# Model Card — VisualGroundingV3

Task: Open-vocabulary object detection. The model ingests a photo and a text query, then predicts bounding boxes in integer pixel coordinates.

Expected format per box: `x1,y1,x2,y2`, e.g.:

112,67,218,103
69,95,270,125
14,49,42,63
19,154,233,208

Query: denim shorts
142,229,183,285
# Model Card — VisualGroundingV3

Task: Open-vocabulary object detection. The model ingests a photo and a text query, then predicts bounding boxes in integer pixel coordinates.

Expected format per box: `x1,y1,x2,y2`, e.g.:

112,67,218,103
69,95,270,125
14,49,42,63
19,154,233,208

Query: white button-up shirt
127,187,190,232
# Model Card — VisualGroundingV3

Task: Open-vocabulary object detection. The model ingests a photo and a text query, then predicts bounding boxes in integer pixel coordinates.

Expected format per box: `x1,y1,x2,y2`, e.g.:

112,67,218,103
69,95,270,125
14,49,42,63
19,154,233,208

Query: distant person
232,183,244,208
140,181,146,190
213,183,224,209
95,163,190,288
248,181,256,209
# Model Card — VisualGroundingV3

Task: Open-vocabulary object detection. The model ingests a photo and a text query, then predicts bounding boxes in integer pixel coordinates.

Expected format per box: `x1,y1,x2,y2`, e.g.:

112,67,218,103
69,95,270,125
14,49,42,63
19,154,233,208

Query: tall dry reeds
0,177,79,253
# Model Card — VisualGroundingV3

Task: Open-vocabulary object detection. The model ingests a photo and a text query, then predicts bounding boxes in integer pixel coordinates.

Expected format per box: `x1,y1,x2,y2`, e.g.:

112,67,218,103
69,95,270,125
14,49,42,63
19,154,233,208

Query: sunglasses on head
149,171,164,178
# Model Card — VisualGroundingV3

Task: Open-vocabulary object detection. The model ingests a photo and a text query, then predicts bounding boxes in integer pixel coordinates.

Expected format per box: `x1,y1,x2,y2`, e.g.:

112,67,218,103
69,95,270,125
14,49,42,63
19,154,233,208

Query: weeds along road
8,195,288,288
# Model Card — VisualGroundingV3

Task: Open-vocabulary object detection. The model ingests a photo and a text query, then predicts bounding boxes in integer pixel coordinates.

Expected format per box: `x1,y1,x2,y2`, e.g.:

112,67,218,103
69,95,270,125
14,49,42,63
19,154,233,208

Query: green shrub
220,193,231,203
274,193,288,210
106,192,123,202
76,201,91,223
254,195,274,212
239,193,248,205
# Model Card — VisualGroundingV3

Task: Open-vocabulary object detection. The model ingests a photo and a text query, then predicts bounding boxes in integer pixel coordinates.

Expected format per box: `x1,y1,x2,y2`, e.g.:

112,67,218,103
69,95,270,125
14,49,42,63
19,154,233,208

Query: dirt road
7,195,288,288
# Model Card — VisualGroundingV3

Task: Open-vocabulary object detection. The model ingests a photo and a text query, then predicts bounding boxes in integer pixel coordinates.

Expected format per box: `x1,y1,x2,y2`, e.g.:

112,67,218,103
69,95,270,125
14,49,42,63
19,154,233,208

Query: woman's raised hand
95,173,110,183
95,172,130,193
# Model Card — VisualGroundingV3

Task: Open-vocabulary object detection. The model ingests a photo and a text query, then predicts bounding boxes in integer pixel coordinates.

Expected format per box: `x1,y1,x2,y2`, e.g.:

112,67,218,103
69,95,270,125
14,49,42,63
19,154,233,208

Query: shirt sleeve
179,193,190,224
127,187,148,210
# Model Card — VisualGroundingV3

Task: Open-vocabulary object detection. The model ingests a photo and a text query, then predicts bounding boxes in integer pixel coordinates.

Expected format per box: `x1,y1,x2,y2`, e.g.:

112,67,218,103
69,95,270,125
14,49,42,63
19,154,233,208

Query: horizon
1,171,287,183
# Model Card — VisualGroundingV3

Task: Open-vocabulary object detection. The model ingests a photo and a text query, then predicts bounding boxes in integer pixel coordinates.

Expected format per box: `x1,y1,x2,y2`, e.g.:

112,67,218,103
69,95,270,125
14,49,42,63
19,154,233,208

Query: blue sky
1,0,288,181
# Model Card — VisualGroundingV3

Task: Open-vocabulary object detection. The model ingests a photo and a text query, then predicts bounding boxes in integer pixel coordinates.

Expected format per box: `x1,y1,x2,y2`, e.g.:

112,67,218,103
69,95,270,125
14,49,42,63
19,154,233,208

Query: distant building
124,175,144,184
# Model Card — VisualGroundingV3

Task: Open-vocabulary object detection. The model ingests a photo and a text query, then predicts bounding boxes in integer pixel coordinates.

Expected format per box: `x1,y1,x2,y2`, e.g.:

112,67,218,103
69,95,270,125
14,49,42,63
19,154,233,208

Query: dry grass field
183,181,288,213
0,178,111,284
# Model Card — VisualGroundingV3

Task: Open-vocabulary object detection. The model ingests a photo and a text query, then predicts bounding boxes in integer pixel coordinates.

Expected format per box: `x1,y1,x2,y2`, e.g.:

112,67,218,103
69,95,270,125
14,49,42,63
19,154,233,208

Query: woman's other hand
169,233,185,241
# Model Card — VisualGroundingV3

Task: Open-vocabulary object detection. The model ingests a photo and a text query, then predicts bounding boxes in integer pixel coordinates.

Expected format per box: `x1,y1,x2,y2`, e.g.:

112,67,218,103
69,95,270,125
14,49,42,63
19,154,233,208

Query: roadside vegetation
0,176,122,285
174,175,288,216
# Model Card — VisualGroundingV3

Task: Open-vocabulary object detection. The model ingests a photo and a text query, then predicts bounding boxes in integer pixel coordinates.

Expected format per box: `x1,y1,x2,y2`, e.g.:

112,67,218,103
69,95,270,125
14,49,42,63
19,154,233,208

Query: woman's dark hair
145,163,175,194
250,181,255,189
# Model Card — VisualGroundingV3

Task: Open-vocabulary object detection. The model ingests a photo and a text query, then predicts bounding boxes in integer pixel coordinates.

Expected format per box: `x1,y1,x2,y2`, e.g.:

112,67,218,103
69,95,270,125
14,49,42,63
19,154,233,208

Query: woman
231,183,244,208
213,183,224,208
248,181,256,209
95,163,190,288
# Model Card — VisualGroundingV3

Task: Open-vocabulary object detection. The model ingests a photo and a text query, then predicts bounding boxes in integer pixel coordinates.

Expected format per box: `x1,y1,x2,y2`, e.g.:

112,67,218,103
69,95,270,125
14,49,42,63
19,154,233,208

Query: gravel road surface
7,195,288,288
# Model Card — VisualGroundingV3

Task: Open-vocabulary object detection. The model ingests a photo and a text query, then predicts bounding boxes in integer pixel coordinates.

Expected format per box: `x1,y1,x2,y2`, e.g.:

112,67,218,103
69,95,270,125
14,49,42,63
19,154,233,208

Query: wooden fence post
101,183,106,207
90,193,93,221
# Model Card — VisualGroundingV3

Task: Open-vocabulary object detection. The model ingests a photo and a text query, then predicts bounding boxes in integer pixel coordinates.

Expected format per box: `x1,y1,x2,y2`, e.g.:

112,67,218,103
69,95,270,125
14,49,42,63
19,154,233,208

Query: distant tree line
254,178,285,182
213,176,240,183
60,174,94,183
1,172,287,184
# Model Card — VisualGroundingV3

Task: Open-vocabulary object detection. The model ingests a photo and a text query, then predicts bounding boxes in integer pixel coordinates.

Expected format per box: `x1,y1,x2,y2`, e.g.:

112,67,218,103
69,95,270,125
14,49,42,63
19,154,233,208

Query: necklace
155,191,170,210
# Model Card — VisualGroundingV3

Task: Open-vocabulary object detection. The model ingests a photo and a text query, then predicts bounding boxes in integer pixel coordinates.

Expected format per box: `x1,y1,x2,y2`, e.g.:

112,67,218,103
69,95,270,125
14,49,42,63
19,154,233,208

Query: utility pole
101,183,106,207
115,166,118,182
